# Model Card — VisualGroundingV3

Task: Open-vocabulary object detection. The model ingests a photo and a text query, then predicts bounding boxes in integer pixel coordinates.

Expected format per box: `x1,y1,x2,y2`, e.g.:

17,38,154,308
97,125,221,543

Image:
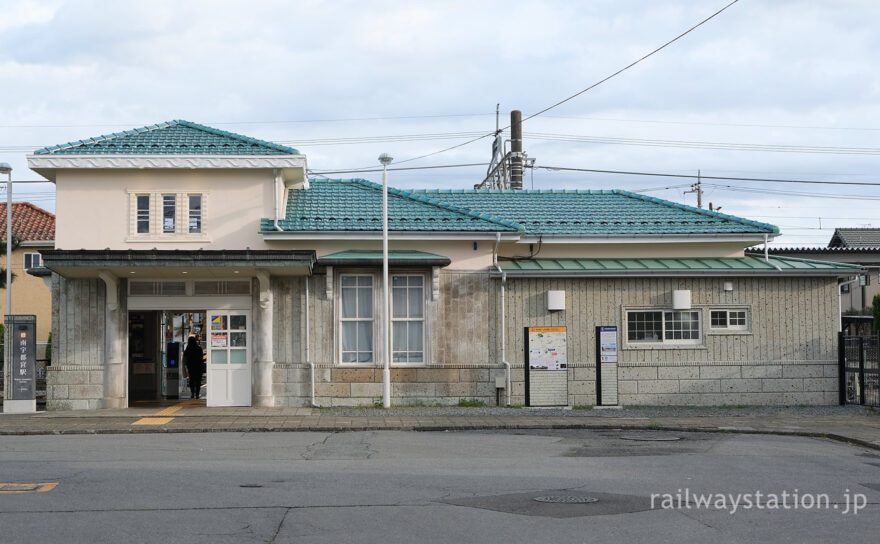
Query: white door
206,311,251,406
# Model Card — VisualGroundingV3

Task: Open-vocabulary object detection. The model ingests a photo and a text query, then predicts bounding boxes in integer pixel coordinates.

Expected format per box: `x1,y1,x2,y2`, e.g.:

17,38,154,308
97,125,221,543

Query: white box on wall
547,290,565,311
672,289,691,310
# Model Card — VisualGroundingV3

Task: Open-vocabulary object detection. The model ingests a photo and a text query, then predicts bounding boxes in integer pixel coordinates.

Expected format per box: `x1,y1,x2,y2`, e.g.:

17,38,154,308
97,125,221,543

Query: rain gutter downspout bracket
764,234,782,272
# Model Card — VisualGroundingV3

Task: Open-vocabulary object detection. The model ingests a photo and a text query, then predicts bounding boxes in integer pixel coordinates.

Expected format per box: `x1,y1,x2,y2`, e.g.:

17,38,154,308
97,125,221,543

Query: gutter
493,233,510,406
764,233,782,272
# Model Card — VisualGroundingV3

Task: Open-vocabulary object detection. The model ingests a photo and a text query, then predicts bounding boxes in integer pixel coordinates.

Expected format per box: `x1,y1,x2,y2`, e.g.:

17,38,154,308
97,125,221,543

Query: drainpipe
493,232,511,406
305,274,318,407
763,234,782,272
273,168,283,231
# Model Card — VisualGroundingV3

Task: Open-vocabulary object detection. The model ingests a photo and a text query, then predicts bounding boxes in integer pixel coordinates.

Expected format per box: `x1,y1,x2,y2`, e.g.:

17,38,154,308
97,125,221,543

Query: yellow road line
0,482,59,493
132,417,174,426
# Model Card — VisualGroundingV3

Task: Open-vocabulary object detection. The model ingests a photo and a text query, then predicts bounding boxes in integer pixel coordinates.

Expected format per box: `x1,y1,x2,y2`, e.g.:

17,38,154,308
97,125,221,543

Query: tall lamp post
0,162,11,316
378,153,393,408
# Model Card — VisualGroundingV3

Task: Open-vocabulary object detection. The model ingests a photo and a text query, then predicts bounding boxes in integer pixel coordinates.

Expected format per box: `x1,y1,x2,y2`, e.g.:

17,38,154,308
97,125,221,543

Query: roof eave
261,230,522,241
518,233,774,243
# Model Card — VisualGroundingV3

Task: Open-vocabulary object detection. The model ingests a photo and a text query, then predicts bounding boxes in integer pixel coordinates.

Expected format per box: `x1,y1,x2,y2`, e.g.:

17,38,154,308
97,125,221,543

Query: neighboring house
755,228,880,327
0,202,55,346
27,121,858,411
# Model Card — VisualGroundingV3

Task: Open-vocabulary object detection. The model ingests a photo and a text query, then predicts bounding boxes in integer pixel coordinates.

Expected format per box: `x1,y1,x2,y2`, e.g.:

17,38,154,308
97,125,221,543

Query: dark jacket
184,340,204,375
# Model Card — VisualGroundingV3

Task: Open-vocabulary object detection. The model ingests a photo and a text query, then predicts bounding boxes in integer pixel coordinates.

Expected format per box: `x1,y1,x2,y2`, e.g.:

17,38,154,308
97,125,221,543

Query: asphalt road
0,429,878,543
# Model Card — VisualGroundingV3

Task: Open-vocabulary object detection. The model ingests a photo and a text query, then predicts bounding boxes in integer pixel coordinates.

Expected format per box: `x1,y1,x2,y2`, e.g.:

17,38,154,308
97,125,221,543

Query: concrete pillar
98,271,125,409
253,270,274,407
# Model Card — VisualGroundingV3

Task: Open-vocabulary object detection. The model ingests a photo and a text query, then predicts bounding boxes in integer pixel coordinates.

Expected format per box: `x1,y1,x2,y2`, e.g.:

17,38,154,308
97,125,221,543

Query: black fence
839,333,880,407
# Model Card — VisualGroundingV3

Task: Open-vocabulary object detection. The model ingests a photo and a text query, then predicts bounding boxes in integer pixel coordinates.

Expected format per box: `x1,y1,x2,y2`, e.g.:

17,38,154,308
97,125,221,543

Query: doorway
128,311,207,403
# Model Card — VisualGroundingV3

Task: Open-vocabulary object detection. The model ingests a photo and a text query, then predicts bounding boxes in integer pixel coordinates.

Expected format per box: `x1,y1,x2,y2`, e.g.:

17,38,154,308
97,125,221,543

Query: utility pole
510,110,523,190
684,170,703,209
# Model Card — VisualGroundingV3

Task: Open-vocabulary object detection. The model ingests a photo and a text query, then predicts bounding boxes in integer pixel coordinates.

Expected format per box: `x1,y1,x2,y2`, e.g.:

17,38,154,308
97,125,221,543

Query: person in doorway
183,336,204,399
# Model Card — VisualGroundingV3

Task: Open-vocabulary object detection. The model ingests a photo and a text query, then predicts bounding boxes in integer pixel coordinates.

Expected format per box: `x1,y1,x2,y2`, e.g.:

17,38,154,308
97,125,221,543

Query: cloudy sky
1,0,878,246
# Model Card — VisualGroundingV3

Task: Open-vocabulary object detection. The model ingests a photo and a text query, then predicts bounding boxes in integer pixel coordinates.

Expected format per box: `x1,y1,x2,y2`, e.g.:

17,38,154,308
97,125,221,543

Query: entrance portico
40,249,315,410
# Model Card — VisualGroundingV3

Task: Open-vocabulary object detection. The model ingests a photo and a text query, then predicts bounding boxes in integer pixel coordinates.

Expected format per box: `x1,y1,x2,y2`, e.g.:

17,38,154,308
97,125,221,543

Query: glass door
206,311,251,406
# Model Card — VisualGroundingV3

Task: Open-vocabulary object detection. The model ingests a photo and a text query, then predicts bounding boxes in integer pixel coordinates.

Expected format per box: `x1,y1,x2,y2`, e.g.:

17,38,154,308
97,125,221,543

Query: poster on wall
211,334,228,347
599,326,618,362
526,326,568,370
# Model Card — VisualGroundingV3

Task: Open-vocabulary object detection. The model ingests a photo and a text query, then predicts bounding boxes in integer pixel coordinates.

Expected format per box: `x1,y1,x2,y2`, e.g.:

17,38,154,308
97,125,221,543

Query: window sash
710,309,748,330
23,253,41,270
162,194,176,233
391,274,425,362
136,194,150,234
188,194,202,233
340,274,374,363
627,310,701,344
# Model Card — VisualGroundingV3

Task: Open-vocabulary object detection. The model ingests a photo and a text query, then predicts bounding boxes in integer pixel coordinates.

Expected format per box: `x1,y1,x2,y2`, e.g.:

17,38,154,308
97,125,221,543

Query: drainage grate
533,496,599,504
239,484,263,488
620,434,681,442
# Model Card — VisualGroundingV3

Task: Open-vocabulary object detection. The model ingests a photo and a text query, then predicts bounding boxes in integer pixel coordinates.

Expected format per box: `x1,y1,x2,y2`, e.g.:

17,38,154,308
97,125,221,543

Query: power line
536,166,880,187
308,162,489,176
542,114,880,133
520,0,740,124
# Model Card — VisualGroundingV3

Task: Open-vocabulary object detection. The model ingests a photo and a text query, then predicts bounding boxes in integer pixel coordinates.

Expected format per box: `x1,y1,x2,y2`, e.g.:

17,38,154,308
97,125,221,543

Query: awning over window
39,249,315,278
316,250,451,267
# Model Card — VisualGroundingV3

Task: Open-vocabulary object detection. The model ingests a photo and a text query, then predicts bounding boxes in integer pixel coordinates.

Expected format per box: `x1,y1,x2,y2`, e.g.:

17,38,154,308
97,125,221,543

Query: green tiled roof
496,255,861,276
408,188,778,235
34,120,299,155
317,250,451,266
263,179,522,233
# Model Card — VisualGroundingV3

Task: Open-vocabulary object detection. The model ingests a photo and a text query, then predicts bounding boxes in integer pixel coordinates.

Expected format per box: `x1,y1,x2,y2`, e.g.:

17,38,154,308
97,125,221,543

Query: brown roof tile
0,202,55,241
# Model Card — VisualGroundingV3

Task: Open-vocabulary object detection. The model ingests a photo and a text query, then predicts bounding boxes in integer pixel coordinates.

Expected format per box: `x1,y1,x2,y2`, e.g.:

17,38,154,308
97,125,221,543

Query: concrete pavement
1,401,878,450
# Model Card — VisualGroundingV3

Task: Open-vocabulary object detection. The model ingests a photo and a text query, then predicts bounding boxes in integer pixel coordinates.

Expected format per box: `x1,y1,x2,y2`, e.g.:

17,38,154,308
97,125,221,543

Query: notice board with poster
524,326,568,407
596,326,619,406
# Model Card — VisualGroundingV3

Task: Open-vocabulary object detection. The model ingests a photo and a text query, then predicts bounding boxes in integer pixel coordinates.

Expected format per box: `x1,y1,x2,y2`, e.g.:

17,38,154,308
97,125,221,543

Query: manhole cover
533,496,599,504
620,434,681,442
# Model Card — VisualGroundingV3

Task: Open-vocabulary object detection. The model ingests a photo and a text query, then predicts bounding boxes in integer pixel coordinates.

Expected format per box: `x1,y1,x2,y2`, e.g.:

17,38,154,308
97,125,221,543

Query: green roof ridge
340,178,526,232
613,189,779,234
34,120,299,155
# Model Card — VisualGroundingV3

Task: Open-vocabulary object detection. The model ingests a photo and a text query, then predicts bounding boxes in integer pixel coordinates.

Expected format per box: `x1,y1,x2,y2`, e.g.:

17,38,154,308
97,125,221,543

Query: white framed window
136,194,150,233
128,191,208,241
23,252,42,270
340,274,374,363
392,274,425,363
188,194,202,234
162,194,176,233
710,309,749,331
626,309,702,345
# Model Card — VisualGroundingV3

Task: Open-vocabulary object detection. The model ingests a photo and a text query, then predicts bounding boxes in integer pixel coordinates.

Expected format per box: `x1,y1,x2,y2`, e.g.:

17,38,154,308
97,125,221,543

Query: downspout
493,232,510,406
273,168,283,231
763,233,782,272
306,274,318,407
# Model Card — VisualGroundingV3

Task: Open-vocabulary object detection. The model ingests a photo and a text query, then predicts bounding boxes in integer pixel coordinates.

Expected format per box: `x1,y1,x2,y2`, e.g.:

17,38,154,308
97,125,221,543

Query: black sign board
5,315,36,401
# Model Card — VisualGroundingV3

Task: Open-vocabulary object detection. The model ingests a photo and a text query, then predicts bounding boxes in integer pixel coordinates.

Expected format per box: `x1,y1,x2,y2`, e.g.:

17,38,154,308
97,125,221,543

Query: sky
0,0,878,247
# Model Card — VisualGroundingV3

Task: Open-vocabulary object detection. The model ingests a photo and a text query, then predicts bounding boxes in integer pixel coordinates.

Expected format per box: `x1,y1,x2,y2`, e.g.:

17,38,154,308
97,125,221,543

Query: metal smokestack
510,110,523,190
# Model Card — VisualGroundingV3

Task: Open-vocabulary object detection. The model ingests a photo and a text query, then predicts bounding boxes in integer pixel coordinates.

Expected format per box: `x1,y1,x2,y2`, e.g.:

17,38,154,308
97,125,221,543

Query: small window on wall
627,310,701,344
163,195,176,233
136,195,150,233
710,309,749,331
23,253,42,270
188,195,202,233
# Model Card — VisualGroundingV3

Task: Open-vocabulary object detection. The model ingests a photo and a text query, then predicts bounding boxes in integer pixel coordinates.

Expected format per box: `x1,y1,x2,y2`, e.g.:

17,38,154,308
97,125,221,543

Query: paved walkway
1,401,879,450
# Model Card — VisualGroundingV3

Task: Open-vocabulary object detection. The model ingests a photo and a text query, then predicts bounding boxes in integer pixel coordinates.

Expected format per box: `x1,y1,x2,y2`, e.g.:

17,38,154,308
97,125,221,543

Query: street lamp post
378,153,393,408
0,162,11,317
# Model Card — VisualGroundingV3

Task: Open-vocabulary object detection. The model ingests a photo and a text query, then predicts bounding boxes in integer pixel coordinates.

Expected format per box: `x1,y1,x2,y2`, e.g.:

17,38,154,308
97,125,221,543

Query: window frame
708,307,751,334
391,273,427,364
624,308,704,348
23,252,42,270
188,194,203,234
128,191,209,242
338,273,377,365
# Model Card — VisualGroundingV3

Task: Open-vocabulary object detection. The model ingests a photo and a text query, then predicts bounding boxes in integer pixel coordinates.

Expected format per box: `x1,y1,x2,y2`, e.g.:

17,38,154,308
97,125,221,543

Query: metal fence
839,333,880,407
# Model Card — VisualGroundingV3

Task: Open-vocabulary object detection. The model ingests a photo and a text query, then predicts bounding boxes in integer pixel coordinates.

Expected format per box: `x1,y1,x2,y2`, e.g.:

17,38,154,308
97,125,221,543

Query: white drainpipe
273,168,283,231
493,232,510,406
306,274,318,407
764,233,782,272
